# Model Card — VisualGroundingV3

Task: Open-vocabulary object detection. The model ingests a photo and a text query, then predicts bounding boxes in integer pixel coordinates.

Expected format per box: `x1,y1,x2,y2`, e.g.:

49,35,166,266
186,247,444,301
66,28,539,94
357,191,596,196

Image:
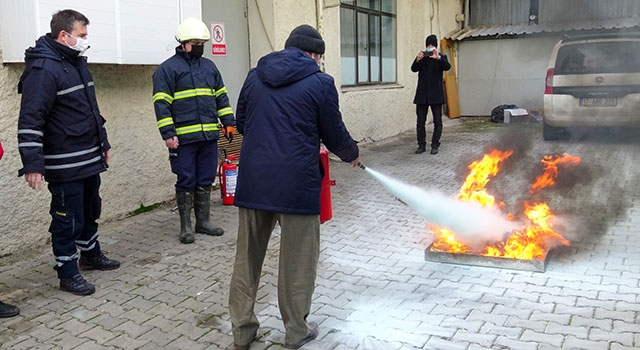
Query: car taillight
544,68,554,94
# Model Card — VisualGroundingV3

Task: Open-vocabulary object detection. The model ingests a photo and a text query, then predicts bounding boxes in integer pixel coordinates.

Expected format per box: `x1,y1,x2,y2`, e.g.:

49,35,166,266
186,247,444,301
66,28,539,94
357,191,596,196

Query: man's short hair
50,9,89,37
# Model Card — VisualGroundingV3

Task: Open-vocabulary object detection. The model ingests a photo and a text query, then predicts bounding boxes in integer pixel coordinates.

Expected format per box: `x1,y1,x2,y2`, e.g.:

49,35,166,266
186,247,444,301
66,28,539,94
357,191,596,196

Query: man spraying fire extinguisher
229,25,360,349
152,17,236,244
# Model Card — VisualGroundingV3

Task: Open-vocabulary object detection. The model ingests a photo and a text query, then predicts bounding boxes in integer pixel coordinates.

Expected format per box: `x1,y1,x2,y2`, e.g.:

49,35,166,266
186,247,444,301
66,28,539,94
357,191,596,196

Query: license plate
579,98,617,107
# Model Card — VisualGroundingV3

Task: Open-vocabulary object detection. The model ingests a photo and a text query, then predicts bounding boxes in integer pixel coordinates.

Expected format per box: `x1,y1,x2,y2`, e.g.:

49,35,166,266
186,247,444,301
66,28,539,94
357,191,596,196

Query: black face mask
189,45,204,59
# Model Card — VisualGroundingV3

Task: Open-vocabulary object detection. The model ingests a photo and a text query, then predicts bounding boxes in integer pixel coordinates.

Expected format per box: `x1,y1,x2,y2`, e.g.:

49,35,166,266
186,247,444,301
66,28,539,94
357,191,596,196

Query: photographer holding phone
411,34,451,155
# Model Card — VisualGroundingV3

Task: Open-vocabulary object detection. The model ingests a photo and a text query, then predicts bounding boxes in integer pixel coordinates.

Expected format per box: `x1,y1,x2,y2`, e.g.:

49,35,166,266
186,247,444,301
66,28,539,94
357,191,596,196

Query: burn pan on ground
424,244,550,272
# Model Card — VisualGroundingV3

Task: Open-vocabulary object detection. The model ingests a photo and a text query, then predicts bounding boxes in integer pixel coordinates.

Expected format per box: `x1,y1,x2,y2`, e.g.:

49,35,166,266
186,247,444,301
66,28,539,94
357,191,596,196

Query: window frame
340,0,397,87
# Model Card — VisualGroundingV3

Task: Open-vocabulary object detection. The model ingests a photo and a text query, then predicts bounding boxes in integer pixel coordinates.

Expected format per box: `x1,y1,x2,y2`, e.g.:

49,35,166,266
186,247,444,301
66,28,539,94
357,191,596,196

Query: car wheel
543,120,567,141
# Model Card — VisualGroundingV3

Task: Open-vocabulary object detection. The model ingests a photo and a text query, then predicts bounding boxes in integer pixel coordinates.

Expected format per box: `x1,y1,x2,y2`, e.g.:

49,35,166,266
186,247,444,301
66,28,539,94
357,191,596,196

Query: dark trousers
416,104,443,149
170,140,218,191
48,174,102,278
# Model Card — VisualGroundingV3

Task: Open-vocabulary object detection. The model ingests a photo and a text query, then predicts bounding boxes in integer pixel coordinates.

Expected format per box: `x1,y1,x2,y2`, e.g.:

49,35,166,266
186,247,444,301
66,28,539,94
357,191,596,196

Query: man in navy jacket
411,34,451,155
18,9,119,296
229,25,360,349
153,18,236,244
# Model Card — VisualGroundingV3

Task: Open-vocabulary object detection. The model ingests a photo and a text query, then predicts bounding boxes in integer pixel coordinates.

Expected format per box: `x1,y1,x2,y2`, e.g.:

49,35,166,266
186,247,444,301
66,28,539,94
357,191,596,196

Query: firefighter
17,9,120,296
152,17,236,244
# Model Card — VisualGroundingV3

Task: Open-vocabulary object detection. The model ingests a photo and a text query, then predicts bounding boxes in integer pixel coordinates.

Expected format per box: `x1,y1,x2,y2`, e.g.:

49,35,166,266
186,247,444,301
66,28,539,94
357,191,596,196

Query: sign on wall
211,22,227,56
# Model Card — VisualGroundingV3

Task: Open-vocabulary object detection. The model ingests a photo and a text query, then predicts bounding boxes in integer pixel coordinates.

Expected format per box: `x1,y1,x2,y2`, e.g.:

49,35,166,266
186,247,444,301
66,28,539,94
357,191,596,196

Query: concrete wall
457,35,562,116
0,56,175,264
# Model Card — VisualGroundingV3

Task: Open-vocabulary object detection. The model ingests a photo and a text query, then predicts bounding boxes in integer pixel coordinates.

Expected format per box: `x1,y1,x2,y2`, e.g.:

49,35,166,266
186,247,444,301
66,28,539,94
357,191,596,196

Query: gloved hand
224,126,235,143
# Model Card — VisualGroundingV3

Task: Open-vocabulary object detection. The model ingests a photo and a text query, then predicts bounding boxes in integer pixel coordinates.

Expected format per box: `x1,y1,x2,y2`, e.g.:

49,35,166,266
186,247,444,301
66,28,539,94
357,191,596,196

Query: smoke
363,167,519,248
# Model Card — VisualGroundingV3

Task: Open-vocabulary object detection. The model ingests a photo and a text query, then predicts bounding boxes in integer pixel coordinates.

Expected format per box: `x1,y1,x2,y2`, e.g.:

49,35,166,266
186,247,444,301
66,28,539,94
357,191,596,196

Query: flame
457,149,513,207
429,149,579,260
530,153,581,194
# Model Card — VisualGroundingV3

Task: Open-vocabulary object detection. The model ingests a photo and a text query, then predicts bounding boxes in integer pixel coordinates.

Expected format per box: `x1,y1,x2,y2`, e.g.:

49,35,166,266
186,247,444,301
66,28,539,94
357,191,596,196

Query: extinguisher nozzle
357,162,366,170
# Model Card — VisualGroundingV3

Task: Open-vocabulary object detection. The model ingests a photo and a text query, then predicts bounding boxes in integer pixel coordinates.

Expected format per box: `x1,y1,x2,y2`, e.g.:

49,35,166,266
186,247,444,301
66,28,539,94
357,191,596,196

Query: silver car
543,33,640,140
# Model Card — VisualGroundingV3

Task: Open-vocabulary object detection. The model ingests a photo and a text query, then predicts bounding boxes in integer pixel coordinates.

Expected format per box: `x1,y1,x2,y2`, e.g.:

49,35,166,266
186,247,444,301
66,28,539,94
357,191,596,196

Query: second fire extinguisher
218,149,239,206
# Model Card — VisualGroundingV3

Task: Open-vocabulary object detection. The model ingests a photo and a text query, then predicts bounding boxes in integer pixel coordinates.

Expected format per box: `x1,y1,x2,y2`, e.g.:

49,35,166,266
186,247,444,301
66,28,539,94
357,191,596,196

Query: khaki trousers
229,208,320,345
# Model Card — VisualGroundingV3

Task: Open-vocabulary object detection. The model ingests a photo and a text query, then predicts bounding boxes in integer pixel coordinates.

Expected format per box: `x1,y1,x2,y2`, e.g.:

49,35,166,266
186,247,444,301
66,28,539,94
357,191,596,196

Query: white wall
0,0,200,64
457,36,562,116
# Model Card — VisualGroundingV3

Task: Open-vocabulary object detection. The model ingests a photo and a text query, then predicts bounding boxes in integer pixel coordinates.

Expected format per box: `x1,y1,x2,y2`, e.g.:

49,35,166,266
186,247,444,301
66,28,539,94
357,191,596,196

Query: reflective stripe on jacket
17,35,110,183
152,47,235,145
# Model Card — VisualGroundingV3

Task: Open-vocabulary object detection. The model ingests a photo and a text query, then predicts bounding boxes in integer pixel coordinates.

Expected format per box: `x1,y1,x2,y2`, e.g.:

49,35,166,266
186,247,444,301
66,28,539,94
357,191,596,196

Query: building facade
0,0,463,262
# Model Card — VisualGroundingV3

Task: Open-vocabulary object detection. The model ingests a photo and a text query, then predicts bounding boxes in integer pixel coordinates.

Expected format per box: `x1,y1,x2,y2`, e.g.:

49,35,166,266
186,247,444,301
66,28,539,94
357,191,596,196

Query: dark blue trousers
48,174,102,278
170,140,218,191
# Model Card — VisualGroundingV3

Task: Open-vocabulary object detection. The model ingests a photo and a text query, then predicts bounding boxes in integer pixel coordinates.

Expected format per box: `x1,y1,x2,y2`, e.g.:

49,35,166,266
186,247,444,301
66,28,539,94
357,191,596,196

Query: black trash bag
490,104,518,123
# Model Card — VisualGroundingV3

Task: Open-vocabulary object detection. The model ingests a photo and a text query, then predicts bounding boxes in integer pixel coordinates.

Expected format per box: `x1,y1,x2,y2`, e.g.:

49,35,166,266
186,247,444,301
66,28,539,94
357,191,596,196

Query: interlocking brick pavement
1,120,639,349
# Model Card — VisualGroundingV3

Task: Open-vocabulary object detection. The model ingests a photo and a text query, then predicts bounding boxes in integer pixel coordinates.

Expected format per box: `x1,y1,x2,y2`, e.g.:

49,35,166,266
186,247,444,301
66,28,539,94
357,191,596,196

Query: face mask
189,44,204,59
65,32,90,54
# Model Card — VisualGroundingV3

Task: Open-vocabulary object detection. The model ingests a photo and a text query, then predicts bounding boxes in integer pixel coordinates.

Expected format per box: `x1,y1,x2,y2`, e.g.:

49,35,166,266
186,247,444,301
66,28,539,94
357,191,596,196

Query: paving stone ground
1,119,639,349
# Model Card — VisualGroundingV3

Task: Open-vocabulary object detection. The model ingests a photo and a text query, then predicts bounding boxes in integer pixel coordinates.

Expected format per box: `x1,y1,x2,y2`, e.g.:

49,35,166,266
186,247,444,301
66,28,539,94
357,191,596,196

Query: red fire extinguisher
218,149,239,206
319,147,336,224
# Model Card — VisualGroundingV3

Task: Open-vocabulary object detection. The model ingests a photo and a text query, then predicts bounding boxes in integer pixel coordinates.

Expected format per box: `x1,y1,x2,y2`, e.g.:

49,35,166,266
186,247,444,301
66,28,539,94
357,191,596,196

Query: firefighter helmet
175,17,210,42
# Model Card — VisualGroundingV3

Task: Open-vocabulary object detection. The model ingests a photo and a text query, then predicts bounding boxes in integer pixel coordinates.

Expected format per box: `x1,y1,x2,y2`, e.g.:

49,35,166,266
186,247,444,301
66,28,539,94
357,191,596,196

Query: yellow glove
224,126,235,143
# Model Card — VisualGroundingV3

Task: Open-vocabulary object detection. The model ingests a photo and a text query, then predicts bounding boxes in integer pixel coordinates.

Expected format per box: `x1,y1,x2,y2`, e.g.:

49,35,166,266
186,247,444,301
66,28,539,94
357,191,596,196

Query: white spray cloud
364,167,520,247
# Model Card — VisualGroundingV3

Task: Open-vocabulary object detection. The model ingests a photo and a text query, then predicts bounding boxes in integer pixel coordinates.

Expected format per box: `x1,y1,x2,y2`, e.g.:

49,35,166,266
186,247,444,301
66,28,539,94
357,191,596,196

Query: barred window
340,0,397,86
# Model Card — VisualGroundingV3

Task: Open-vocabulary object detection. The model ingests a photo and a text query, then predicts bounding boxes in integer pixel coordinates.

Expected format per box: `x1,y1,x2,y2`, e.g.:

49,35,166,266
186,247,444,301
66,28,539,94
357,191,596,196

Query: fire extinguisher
218,148,239,206
319,147,336,223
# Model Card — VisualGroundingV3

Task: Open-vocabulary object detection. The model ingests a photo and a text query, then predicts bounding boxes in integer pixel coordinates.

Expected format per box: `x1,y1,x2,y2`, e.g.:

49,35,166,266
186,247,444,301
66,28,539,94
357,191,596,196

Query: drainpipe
316,0,323,34
464,0,469,28
315,0,325,71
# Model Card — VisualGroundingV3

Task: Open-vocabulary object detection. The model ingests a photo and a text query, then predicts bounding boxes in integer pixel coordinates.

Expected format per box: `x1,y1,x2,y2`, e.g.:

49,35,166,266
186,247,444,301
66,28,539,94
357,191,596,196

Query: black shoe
415,146,426,154
0,301,20,318
430,148,438,155
79,252,120,271
60,274,95,295
285,322,319,349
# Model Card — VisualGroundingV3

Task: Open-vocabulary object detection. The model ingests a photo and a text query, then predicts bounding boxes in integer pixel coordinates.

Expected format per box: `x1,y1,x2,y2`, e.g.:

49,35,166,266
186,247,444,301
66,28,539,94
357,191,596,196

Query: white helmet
175,17,211,42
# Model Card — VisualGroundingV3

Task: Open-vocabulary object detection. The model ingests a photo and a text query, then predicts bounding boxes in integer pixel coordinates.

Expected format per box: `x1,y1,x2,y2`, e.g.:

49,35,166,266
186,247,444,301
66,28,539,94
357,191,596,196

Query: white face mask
65,32,90,54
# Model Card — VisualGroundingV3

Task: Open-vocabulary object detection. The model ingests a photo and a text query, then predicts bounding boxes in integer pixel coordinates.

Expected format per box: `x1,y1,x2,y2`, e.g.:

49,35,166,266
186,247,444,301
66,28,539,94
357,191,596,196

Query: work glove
224,126,235,143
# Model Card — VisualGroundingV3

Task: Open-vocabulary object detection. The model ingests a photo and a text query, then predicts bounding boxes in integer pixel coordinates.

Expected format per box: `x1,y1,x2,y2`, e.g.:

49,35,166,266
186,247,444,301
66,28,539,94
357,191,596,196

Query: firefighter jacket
411,53,451,105
17,35,110,183
234,47,359,215
152,47,235,144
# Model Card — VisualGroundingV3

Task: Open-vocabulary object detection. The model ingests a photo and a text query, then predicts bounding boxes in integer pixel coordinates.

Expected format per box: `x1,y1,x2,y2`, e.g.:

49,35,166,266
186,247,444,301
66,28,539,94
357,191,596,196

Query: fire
530,153,581,194
457,149,513,207
429,148,579,260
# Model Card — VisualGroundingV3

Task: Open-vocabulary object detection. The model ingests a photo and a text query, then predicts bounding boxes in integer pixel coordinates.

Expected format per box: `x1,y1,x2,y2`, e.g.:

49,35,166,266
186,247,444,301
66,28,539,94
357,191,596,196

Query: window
340,0,397,86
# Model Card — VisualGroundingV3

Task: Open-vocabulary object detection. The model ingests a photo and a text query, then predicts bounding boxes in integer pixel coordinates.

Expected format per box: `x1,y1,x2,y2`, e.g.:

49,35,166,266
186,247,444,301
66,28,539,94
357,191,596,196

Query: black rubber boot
59,273,95,295
194,186,224,236
0,301,19,318
79,251,120,271
176,190,195,244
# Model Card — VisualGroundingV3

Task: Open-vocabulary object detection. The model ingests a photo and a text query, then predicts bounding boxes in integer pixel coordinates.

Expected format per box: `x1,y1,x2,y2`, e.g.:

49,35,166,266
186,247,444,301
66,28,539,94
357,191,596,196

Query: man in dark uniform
18,9,120,296
411,34,451,155
152,18,236,244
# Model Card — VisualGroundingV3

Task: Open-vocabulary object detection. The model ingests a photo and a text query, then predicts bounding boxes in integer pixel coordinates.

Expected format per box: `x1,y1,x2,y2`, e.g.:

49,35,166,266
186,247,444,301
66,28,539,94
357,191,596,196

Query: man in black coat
411,34,451,155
